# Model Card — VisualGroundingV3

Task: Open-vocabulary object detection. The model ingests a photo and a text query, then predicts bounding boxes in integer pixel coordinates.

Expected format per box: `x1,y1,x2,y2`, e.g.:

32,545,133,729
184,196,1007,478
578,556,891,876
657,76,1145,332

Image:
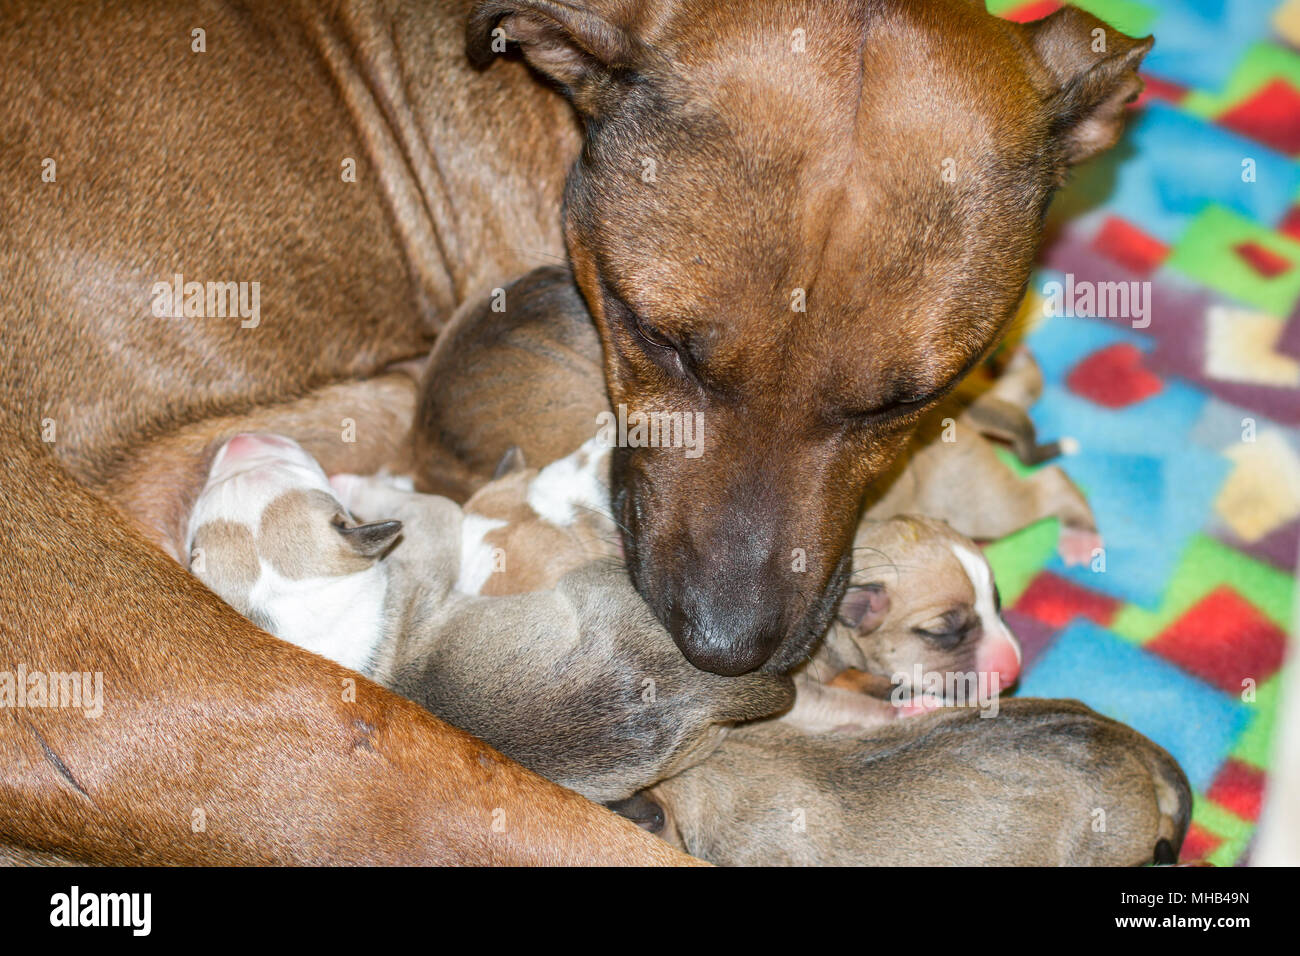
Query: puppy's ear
605,792,666,834
840,583,891,635
493,445,527,479
336,520,403,559
1026,7,1153,165
466,0,646,107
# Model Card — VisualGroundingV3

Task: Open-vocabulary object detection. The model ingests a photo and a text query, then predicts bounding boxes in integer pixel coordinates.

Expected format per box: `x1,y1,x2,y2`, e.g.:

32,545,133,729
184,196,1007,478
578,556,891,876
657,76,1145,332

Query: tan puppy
866,401,1101,566
408,266,609,503
785,515,1022,734
644,704,1191,866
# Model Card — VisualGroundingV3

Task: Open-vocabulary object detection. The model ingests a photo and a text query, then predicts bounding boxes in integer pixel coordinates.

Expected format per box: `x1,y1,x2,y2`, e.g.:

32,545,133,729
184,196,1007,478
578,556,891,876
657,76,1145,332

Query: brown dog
1,0,1150,863
541,4,1151,675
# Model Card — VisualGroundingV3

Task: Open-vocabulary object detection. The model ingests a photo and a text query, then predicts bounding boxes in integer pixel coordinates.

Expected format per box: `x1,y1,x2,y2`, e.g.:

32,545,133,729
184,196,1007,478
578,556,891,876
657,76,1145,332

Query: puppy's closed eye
912,609,977,650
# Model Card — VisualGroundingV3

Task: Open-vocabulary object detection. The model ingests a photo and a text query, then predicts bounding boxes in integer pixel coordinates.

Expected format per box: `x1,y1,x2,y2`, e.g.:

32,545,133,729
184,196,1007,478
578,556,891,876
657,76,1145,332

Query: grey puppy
646,701,1191,866
360,476,791,801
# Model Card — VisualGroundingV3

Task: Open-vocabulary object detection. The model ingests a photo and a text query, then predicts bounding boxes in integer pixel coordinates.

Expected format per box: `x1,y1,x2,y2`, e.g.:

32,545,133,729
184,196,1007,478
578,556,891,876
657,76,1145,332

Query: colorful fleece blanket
987,0,1300,864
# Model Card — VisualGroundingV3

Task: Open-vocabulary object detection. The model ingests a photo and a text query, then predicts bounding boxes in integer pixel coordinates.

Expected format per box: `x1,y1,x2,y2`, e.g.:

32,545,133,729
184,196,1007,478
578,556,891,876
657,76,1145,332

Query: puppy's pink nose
222,432,295,461
975,627,1022,691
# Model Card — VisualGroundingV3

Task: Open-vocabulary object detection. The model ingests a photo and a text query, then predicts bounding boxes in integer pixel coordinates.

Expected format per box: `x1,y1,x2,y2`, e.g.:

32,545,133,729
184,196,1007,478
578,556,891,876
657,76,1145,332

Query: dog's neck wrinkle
299,1,459,321
300,1,580,325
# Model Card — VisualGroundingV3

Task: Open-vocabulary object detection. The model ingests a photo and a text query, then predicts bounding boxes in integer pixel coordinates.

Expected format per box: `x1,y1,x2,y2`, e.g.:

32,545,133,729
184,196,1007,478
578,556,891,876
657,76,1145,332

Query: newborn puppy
828,515,1021,688
864,411,1101,567
457,436,619,597
784,515,1023,734
409,265,607,503
645,703,1192,866
189,433,791,803
186,432,402,672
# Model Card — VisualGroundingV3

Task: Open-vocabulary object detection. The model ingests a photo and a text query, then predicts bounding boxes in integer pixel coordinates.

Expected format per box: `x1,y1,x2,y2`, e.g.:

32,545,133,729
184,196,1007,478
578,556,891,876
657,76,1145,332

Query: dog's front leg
0,433,694,865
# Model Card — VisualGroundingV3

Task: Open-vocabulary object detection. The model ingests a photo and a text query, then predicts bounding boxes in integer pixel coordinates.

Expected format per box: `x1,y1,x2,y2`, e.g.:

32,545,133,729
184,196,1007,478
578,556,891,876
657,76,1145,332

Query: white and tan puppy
455,436,618,596
824,515,1021,693
186,432,402,673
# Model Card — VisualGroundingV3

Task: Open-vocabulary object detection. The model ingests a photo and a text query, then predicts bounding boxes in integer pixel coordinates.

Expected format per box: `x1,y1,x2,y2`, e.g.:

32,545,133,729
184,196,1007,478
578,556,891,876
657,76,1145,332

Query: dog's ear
466,1,644,103
1026,7,1154,165
336,519,403,559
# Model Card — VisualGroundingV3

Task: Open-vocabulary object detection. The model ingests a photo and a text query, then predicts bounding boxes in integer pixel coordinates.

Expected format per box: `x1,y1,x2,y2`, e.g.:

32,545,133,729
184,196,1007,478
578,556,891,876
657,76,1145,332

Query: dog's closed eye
633,313,675,351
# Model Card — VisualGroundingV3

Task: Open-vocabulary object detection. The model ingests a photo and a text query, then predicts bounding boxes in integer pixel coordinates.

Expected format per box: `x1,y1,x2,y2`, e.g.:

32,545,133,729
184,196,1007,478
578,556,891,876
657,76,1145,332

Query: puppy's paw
784,680,900,734
894,692,945,719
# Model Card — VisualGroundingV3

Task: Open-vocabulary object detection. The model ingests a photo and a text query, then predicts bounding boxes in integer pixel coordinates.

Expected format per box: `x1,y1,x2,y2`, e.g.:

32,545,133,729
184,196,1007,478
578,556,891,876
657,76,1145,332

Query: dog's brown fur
0,0,686,866
1,0,1148,863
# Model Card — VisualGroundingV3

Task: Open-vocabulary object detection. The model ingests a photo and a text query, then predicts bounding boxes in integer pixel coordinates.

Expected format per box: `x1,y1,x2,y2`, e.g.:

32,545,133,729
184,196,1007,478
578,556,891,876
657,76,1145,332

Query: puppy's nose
975,625,1022,690
221,432,295,462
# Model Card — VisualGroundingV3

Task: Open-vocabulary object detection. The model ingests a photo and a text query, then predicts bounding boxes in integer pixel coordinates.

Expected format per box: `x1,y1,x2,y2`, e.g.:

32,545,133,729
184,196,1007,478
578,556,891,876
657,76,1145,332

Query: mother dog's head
469,0,1150,675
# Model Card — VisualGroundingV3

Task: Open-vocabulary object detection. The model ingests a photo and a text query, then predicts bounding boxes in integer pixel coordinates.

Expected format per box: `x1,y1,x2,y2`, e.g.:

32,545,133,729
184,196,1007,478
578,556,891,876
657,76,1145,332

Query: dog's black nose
614,453,848,676
667,599,784,676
